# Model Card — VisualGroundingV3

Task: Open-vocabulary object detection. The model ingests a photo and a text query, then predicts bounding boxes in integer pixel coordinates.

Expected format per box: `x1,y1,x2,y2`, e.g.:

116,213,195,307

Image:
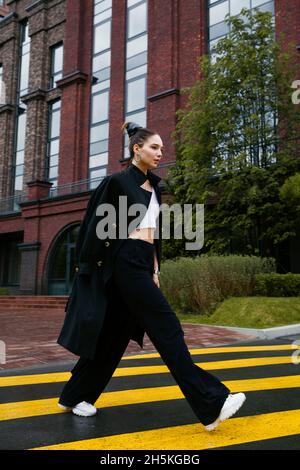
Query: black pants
59,238,230,425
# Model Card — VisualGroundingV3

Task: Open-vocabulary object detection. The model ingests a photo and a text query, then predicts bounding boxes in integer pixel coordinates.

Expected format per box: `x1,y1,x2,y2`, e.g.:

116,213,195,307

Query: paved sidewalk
0,309,255,370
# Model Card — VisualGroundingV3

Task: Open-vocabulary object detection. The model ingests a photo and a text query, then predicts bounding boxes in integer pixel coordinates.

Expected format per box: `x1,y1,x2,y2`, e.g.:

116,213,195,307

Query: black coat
57,162,162,359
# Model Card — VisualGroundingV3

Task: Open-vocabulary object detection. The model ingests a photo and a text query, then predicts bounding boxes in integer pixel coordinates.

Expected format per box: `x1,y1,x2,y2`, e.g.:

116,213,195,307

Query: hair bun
126,122,143,138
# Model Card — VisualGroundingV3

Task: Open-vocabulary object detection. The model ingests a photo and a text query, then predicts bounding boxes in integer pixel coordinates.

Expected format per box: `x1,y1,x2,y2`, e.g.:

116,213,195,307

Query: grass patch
176,296,300,329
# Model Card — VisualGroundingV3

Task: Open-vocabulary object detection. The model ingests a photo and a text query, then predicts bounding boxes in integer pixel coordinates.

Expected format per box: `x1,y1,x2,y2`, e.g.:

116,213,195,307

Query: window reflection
128,2,147,38
13,21,31,198
94,21,111,54
89,1,112,185
50,43,63,88
123,0,148,160
208,1,275,47
127,77,146,113
46,100,61,191
209,1,229,26
48,225,80,295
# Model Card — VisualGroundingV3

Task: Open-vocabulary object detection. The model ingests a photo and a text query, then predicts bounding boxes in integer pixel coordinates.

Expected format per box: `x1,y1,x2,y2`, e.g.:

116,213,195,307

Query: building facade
0,0,299,295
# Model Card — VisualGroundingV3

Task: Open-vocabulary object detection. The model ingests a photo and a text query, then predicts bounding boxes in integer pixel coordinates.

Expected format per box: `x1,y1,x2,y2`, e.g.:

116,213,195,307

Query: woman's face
134,134,164,170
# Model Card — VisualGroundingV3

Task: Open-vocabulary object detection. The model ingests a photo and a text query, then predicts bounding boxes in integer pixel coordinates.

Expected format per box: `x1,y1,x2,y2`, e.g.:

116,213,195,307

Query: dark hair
121,121,159,162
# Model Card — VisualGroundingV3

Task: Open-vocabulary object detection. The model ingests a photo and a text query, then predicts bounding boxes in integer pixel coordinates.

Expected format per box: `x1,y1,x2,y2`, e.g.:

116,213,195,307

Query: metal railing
48,176,104,199
0,192,27,215
0,161,176,215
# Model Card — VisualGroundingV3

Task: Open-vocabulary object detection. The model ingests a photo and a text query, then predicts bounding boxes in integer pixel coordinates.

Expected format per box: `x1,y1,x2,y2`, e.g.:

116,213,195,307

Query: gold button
75,267,79,272
97,260,102,266
105,241,110,247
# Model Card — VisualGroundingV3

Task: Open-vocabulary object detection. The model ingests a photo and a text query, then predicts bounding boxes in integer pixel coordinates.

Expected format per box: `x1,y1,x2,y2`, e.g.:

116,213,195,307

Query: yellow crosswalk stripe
1,344,300,450
1,374,300,422
0,355,296,387
124,344,300,360
31,409,300,450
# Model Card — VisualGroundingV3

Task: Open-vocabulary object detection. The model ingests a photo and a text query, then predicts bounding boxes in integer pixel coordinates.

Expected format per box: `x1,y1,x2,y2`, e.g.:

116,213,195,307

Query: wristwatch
153,268,160,275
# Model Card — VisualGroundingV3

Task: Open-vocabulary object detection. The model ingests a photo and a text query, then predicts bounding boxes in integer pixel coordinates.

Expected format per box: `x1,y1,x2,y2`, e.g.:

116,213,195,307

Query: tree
166,8,300,267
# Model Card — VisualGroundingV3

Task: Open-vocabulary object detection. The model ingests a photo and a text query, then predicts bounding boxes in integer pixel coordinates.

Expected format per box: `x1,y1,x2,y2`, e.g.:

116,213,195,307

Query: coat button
112,223,117,228
75,267,79,272
105,241,110,247
97,260,102,266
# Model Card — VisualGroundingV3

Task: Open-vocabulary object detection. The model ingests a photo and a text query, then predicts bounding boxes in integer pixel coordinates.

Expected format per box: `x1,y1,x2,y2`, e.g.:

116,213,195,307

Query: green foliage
0,288,10,295
254,273,300,296
160,254,275,315
197,296,300,328
167,8,300,264
280,173,300,206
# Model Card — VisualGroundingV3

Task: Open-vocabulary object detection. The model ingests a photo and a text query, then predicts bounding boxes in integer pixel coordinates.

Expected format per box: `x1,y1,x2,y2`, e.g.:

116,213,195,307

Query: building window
46,100,61,193
50,43,63,88
48,225,80,295
89,0,113,189
6,241,21,285
208,0,276,166
208,0,275,52
0,63,4,105
123,0,148,159
12,21,31,202
19,21,30,98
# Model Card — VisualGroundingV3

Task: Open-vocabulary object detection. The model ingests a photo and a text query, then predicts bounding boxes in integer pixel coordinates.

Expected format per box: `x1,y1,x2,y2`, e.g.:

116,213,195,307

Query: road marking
124,344,300,360
30,409,300,450
0,355,296,387
1,374,300,422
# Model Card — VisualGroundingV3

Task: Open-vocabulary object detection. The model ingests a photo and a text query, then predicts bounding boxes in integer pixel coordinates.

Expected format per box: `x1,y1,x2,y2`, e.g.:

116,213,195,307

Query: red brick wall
1,0,299,293
57,0,93,185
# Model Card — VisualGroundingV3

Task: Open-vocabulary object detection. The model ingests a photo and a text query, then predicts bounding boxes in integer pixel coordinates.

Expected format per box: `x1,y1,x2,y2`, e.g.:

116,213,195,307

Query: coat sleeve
76,175,120,274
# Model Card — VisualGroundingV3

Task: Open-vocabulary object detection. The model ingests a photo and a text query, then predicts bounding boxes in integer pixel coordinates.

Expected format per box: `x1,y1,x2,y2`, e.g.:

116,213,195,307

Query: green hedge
0,288,10,295
254,273,300,297
160,254,276,315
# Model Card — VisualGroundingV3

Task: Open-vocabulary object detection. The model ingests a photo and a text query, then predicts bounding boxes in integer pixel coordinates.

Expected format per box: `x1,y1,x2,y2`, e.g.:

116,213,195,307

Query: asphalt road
1,336,300,452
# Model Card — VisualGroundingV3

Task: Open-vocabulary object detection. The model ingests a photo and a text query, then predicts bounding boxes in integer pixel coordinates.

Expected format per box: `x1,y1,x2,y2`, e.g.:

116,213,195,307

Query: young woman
57,122,246,431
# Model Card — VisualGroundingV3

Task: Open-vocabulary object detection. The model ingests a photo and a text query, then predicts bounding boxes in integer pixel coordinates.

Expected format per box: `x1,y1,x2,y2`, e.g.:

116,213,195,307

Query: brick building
0,0,299,296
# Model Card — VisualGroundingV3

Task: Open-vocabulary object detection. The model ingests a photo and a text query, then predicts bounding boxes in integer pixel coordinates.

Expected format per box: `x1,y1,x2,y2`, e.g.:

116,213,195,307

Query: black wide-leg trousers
59,238,230,425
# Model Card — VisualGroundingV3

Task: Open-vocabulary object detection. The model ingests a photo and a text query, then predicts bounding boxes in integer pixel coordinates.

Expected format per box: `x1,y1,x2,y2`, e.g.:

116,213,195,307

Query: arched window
48,225,80,295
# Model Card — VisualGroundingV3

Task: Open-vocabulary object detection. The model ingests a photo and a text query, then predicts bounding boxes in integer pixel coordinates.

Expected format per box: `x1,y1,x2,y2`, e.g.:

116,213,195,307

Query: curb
197,323,300,340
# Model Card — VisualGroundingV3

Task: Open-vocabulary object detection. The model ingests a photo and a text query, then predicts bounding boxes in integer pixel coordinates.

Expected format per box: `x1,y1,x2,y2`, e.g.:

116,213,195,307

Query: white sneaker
71,401,98,417
58,401,97,417
205,393,246,431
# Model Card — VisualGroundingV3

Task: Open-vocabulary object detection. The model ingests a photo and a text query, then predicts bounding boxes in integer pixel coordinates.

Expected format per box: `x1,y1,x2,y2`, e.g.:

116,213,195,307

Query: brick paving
0,308,255,371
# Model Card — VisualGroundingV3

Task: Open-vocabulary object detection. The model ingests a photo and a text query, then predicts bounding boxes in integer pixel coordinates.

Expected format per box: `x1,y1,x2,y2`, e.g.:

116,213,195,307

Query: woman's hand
153,273,160,288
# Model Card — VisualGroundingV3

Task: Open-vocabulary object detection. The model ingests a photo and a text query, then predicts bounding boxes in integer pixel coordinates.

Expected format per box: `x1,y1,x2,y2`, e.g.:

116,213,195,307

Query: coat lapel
126,162,162,204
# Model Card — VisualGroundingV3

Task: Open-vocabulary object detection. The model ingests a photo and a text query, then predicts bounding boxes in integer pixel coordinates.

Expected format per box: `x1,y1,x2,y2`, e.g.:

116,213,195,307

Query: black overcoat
57,162,162,359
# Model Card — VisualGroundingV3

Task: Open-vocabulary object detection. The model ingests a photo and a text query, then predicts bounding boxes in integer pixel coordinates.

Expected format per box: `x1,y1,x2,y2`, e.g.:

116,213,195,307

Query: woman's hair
121,121,159,162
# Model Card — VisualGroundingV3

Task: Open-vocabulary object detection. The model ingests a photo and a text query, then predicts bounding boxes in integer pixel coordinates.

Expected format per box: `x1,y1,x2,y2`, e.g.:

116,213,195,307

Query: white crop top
138,188,160,229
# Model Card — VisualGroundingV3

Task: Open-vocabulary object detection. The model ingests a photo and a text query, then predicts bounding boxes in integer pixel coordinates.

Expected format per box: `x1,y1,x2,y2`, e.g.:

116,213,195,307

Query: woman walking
57,122,246,431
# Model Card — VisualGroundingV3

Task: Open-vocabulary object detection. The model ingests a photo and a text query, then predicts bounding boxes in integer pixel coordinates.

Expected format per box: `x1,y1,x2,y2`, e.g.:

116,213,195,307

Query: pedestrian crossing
1,342,300,450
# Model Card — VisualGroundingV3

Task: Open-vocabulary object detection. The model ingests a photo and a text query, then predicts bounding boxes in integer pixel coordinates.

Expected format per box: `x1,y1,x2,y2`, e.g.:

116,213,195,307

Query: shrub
254,273,300,297
0,288,10,295
160,254,275,315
